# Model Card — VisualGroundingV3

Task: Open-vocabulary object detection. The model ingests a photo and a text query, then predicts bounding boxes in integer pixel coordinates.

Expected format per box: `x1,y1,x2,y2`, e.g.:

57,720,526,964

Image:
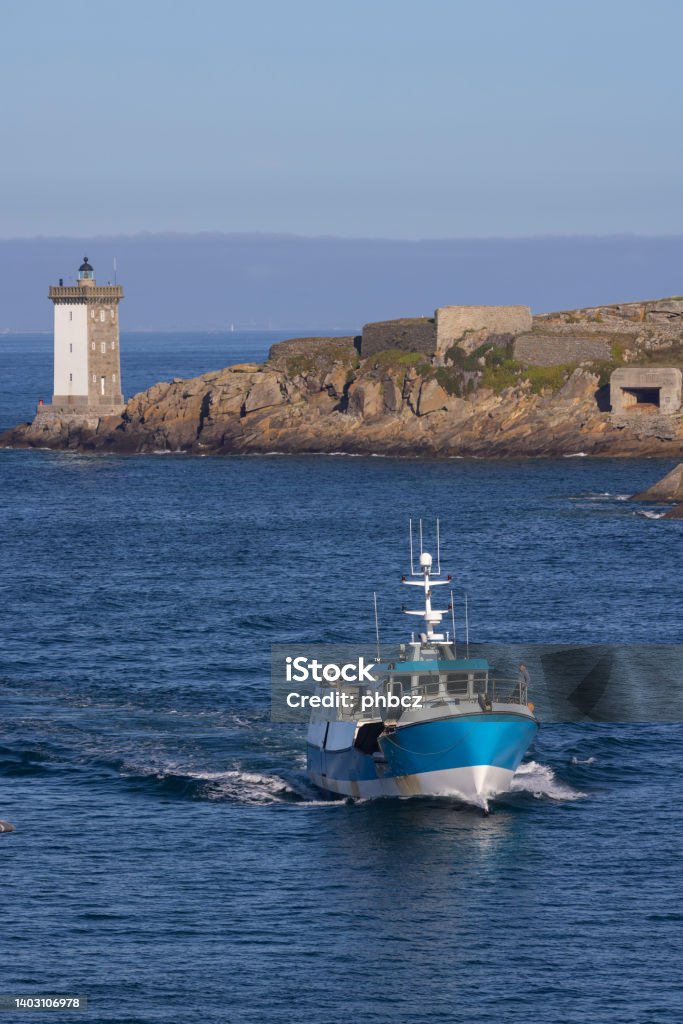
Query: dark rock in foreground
630,462,683,518
632,463,683,502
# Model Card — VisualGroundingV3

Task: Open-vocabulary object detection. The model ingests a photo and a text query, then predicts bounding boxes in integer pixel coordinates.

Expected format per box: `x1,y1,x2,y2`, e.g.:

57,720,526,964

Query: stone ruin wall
513,333,612,366
360,306,533,361
360,319,436,358
514,300,683,367
295,299,683,374
435,305,532,361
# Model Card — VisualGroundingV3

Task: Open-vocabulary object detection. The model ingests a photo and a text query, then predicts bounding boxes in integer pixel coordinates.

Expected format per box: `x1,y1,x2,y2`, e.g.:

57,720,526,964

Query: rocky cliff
4,300,683,458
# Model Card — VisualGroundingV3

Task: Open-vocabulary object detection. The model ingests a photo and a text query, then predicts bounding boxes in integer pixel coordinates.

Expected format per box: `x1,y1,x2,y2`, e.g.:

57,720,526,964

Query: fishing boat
306,523,538,805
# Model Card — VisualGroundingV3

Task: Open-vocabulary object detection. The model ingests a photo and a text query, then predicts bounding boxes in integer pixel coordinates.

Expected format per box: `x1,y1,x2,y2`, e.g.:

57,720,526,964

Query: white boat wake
509,760,585,801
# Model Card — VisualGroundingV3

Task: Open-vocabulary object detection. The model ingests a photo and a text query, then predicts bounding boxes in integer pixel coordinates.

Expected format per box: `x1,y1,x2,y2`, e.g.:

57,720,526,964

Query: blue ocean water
1,333,683,1024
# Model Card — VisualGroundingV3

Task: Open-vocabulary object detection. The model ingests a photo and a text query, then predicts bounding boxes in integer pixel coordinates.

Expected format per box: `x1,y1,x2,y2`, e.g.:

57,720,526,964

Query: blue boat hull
307,712,538,804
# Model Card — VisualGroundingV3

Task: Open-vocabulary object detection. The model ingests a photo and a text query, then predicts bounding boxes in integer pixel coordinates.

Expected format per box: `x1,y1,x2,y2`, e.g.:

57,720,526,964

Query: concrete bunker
610,367,682,416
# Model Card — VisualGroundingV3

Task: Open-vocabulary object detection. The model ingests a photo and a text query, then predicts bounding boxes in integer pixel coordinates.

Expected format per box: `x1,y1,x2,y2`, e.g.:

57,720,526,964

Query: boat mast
403,519,450,641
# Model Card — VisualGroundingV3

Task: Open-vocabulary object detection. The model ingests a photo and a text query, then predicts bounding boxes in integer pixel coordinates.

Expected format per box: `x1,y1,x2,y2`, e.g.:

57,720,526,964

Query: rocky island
4,298,683,458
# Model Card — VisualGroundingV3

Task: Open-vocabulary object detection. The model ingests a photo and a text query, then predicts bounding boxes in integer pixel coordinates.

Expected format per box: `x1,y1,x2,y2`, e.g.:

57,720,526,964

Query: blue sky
2,0,682,238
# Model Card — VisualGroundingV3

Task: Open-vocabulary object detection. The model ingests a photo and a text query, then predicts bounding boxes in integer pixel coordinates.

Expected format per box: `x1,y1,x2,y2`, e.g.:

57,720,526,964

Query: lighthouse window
111,341,116,350
101,342,106,354
112,373,117,384
100,310,105,322
69,373,73,382
69,311,73,321
110,309,115,320
91,342,95,350
92,374,96,383
91,309,95,319
69,343,73,353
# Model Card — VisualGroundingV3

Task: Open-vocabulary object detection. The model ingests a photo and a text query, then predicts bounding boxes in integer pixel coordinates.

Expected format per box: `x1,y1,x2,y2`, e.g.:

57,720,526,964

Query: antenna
419,519,423,556
409,519,416,575
436,517,441,575
465,593,470,657
450,589,456,657
113,257,117,284
373,592,381,662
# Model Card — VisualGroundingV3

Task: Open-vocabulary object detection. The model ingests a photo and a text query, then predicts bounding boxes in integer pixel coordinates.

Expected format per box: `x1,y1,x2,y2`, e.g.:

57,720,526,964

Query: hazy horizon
3,229,683,243
2,233,683,332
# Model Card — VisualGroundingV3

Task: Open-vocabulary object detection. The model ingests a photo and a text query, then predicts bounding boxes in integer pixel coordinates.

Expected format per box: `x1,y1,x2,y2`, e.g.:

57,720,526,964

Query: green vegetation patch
445,339,513,372
444,338,573,394
481,358,572,394
282,337,357,377
480,359,520,392
523,364,574,393
364,349,425,372
432,366,470,397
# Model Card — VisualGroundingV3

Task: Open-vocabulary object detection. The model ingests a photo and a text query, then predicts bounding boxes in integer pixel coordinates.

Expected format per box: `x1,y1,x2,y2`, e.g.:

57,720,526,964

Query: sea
1,331,682,1024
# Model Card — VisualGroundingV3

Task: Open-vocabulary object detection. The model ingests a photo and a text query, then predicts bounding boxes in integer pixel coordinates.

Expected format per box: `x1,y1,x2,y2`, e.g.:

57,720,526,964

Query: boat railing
387,673,529,707
322,671,529,722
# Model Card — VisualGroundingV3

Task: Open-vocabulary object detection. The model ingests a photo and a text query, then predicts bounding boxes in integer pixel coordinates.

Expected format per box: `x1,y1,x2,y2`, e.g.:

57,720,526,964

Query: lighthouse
47,258,124,411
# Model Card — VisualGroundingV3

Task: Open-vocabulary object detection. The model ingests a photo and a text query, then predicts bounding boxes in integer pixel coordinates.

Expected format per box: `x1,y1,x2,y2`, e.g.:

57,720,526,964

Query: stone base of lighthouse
38,401,126,418
0,400,129,452
30,402,126,434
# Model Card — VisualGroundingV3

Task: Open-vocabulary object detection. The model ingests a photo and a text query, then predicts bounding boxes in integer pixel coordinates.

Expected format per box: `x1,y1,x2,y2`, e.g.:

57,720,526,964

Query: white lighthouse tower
47,258,124,412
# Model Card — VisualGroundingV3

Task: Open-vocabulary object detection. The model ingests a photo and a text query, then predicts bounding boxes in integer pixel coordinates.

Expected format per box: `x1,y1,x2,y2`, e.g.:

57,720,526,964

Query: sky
1,0,683,239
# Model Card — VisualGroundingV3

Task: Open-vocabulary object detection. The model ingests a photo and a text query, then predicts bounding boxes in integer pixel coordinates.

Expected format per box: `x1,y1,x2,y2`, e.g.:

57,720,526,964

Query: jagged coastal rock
631,462,683,518
4,299,683,458
632,462,683,502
